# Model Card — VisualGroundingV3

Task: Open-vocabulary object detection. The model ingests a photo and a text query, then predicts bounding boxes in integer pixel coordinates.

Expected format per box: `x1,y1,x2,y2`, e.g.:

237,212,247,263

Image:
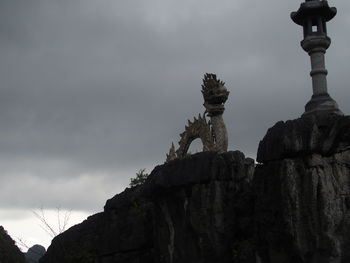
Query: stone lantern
291,0,343,116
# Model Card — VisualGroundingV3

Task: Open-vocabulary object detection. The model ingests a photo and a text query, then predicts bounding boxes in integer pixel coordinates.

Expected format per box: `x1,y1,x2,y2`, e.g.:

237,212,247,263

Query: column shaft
309,50,328,95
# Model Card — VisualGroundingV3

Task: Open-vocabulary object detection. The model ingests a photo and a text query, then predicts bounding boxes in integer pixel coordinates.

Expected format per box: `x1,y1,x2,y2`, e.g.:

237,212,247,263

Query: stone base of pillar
302,93,343,117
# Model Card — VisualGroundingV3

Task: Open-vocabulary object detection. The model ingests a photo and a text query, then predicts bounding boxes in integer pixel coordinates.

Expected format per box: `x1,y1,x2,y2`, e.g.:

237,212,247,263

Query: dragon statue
166,73,230,161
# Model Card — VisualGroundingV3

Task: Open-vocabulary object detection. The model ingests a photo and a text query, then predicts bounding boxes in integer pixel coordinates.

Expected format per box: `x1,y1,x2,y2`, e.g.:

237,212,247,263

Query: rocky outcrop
255,114,350,263
40,114,350,263
256,114,350,163
0,226,26,263
25,245,46,263
40,151,255,263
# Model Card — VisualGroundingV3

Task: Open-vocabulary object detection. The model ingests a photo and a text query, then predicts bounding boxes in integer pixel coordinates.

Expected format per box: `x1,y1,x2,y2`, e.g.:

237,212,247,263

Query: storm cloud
1,0,350,213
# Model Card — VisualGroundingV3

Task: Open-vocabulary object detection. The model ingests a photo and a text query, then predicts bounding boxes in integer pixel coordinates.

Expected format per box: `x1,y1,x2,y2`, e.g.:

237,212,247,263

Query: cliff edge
255,114,350,263
40,151,255,263
40,114,350,263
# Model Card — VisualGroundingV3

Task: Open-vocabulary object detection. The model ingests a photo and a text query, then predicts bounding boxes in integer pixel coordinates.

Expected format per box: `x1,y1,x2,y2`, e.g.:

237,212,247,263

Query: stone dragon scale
166,73,229,161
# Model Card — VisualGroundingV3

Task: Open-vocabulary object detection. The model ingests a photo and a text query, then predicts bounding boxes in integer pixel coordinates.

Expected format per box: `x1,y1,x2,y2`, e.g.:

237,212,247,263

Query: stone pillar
291,0,343,117
309,49,328,95
300,35,342,116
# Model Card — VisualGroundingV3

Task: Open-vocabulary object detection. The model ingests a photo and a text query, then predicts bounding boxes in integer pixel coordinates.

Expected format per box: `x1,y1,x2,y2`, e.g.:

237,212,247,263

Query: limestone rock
40,151,255,263
255,115,350,263
257,114,350,163
40,114,350,263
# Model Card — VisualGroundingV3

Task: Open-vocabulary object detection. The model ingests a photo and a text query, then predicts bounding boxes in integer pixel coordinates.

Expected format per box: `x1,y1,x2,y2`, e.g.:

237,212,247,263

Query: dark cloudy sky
1,0,350,248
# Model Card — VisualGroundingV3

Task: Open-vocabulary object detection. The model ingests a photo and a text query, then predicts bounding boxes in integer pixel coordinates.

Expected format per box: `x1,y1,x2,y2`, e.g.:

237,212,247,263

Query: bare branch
57,207,62,234
62,210,71,232
15,237,29,251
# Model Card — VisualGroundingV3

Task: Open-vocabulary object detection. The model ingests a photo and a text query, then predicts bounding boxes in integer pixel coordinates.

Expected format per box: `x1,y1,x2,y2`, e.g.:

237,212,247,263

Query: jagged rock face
257,114,350,163
40,114,350,263
40,151,255,263
0,226,26,263
255,115,350,263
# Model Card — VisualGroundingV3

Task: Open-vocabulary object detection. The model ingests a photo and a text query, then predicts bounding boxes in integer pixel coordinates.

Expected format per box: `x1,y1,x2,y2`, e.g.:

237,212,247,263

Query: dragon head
201,73,229,116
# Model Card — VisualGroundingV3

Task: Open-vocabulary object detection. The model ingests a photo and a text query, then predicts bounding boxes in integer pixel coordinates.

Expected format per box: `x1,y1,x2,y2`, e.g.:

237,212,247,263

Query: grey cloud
0,172,129,211
1,0,350,211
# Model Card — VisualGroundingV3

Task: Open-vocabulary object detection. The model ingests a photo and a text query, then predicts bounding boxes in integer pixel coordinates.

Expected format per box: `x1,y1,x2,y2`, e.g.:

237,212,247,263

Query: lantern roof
291,0,336,26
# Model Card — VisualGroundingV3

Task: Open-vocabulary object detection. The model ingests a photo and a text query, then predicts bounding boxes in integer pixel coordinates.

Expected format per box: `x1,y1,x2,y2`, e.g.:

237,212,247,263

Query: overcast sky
1,0,350,249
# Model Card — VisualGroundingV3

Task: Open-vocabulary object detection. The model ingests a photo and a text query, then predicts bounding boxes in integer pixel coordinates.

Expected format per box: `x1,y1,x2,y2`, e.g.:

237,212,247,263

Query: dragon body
166,73,229,161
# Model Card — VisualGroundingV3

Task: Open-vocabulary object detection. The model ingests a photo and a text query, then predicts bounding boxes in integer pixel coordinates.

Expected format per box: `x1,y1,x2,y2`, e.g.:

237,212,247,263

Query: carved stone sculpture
166,73,229,162
291,0,343,116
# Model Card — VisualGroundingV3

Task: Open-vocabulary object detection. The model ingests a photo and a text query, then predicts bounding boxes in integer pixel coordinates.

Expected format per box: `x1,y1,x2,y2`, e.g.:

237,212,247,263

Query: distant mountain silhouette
25,244,46,263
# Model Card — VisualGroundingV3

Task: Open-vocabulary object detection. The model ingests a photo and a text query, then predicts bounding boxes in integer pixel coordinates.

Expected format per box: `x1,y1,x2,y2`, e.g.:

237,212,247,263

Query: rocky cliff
40,114,350,263
0,226,26,263
40,151,255,263
255,114,350,263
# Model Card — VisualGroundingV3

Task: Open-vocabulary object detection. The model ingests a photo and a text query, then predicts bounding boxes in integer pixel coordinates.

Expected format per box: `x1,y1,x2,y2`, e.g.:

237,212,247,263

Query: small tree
16,207,71,253
129,169,149,187
32,207,71,238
